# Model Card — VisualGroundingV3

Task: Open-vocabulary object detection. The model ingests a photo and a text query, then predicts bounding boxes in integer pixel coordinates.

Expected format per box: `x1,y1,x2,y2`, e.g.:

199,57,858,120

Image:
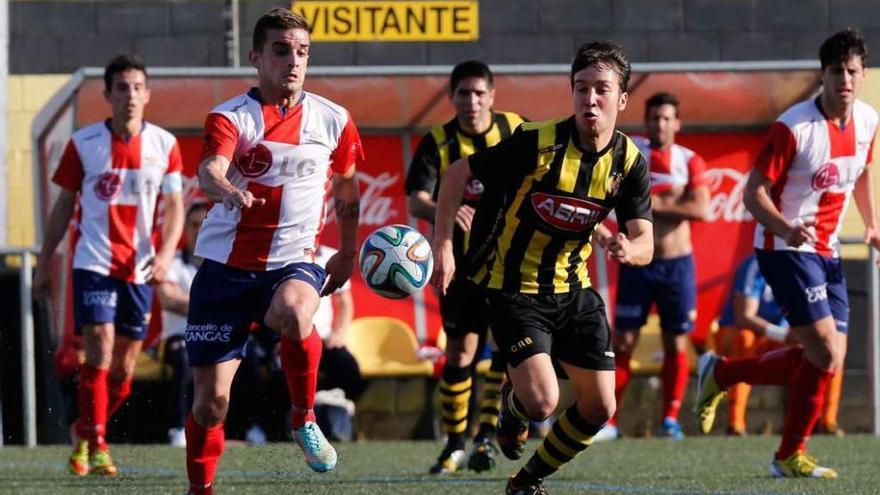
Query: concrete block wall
10,0,880,74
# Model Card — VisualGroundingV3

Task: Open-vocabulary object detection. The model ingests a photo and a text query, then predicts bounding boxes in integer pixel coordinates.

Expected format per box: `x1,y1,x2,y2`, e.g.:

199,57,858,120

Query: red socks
610,351,632,426
714,347,803,389
185,413,224,495
661,350,689,421
107,377,132,418
777,360,834,459
77,365,109,452
280,328,322,429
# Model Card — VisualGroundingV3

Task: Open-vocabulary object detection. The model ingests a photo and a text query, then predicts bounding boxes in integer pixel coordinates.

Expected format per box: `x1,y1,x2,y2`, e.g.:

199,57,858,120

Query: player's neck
458,113,492,136
578,127,614,153
109,117,143,140
258,86,302,110
819,93,854,126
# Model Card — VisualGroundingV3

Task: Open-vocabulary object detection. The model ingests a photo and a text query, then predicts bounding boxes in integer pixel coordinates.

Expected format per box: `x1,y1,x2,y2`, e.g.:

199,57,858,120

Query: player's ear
618,91,628,112
249,50,261,70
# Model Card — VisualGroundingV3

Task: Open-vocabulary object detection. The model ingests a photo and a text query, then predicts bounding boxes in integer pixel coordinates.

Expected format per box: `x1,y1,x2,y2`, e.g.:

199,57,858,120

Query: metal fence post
19,251,37,447
868,249,880,436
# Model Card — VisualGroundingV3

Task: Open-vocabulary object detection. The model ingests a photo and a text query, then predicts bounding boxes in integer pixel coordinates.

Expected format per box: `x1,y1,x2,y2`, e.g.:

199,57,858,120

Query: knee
281,305,314,341
519,390,558,421
578,398,615,426
193,395,229,427
614,332,636,354
445,343,475,368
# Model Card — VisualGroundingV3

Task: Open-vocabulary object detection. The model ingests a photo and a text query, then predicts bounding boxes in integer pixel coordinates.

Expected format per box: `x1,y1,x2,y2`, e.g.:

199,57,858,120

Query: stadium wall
10,0,880,74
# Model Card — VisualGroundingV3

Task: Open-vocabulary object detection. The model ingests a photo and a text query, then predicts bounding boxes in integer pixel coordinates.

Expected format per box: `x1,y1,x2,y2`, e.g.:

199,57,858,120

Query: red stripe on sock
185,413,224,494
662,351,690,420
78,365,109,452
777,361,834,459
714,347,803,389
280,328,322,429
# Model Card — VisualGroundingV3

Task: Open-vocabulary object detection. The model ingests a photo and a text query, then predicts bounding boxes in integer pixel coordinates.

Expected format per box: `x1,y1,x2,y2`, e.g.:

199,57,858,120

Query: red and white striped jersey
632,136,707,195
194,89,364,271
52,120,183,283
754,98,878,257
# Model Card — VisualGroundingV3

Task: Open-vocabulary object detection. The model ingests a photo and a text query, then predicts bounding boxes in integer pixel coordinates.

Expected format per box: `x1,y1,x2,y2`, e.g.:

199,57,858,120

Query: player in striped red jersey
182,9,363,495
34,55,185,476
696,29,880,479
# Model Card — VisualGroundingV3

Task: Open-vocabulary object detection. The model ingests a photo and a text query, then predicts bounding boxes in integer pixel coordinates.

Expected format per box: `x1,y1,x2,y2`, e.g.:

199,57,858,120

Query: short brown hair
571,40,631,94
104,54,147,93
253,8,310,52
819,28,868,70
645,92,680,119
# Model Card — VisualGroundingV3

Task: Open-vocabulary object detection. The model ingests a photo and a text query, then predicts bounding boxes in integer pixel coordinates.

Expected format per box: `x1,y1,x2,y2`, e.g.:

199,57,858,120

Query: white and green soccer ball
359,224,434,299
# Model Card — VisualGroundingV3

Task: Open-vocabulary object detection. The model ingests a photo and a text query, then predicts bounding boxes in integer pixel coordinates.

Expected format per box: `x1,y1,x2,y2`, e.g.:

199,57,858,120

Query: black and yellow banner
293,1,479,41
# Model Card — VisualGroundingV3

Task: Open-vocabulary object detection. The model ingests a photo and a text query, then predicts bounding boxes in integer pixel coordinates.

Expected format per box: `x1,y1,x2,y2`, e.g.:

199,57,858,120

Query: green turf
1,436,878,494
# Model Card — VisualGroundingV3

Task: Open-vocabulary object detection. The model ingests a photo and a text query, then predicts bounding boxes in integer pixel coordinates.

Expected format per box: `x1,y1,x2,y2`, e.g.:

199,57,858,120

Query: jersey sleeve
754,121,797,182
615,154,653,226
330,114,364,175
405,134,440,196
51,140,84,192
201,113,239,162
468,128,536,190
161,140,184,194
687,153,708,189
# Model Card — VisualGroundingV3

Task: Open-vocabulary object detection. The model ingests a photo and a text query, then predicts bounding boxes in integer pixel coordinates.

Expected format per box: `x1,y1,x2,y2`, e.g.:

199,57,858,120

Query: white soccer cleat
293,422,337,473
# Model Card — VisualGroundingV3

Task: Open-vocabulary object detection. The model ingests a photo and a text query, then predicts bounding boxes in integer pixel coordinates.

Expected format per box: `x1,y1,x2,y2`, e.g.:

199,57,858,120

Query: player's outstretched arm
743,169,815,248
430,158,471,294
607,218,654,266
198,155,266,210
323,167,360,296
34,189,77,300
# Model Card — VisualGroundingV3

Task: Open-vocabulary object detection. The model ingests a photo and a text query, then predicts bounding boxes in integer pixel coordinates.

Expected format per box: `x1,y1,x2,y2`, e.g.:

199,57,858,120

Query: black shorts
439,277,491,339
487,288,614,371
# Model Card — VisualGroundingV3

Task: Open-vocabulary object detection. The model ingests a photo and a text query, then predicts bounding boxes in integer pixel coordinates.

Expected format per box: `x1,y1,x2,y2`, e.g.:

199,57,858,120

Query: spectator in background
34,54,185,476
157,201,209,447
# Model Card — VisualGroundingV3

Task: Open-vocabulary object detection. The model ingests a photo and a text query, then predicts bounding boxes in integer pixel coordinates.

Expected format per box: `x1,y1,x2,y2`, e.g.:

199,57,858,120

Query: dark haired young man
599,91,709,441
183,8,363,494
432,41,654,495
34,54,185,476
696,28,880,479
406,59,526,475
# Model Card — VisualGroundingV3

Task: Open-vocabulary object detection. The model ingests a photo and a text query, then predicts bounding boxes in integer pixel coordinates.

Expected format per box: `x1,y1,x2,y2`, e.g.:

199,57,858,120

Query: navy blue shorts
614,254,697,334
755,250,848,332
186,259,327,366
72,269,153,341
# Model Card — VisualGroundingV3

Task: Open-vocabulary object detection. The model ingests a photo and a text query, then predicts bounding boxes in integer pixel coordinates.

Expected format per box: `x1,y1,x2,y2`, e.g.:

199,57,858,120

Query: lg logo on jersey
812,162,840,190
805,283,828,303
94,172,123,200
235,144,320,179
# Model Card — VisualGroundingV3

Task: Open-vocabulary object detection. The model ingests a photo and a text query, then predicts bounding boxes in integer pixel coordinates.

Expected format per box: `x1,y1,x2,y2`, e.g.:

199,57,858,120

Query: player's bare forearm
743,170,793,238
408,191,437,223
623,218,654,265
733,294,771,334
197,155,237,202
333,170,360,255
158,192,185,260
652,187,709,221
157,283,189,315
854,169,878,232
433,159,471,245
331,290,354,337
39,189,76,264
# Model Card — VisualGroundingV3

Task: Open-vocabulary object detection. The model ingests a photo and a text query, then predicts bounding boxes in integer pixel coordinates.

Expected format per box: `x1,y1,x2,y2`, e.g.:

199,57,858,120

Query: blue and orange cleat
293,422,337,473
656,417,685,440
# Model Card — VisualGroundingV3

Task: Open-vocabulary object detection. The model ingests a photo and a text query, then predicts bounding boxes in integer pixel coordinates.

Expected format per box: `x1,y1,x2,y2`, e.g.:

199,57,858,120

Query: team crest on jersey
94,172,123,201
607,172,624,198
812,162,840,190
236,144,273,178
463,179,485,201
531,192,605,232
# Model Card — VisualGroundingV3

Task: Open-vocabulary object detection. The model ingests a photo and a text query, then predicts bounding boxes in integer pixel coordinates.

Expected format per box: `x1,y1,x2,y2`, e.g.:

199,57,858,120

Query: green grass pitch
1,436,878,494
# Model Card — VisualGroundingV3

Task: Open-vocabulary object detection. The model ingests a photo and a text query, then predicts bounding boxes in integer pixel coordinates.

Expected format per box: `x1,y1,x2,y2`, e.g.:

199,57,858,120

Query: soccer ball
359,224,434,299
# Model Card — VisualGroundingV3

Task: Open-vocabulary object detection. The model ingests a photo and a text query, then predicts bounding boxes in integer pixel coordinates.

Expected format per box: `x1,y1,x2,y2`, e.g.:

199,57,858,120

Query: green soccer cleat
693,352,727,434
88,448,118,476
68,439,89,476
770,452,838,479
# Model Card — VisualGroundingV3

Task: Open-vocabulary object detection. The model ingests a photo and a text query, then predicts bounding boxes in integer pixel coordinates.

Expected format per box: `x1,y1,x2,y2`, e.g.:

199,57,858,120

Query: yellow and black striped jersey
405,111,526,261
466,117,652,295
